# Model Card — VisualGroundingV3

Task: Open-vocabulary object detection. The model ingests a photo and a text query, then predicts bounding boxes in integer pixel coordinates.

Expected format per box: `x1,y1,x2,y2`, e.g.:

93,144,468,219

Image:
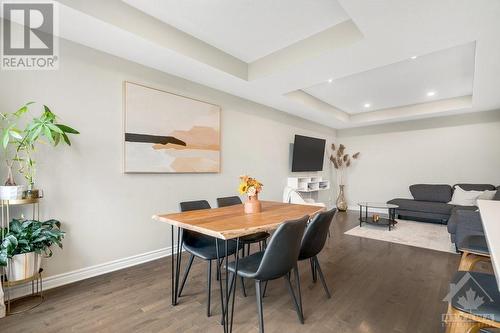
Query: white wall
0,40,335,280
336,111,500,208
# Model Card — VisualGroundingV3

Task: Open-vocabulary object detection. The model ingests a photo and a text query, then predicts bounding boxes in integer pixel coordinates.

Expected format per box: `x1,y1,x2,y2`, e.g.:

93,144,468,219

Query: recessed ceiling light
410,55,418,60
363,103,371,108
427,91,436,97
327,78,333,83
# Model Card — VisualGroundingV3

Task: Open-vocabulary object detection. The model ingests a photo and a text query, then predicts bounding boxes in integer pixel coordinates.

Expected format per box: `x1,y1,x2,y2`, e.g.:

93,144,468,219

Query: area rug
344,219,457,253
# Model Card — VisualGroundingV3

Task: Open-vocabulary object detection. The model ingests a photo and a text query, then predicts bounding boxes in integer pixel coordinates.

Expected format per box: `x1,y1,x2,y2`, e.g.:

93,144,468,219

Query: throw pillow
477,190,497,201
449,186,483,206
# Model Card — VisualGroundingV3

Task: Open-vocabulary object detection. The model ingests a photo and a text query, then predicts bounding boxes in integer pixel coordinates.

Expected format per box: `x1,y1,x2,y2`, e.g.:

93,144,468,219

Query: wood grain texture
153,201,324,239
1,212,461,332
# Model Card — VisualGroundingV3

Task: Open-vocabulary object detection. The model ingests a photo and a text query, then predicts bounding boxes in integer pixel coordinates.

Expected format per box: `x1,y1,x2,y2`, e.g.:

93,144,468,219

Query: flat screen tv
291,135,326,172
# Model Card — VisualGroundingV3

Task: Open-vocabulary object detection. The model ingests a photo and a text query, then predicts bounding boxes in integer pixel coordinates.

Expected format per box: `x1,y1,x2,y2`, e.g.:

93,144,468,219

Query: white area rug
345,219,457,253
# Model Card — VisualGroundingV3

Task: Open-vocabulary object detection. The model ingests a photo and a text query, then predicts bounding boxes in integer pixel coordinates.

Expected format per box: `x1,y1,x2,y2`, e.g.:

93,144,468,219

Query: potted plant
238,175,264,214
0,102,79,199
0,218,64,281
329,144,360,211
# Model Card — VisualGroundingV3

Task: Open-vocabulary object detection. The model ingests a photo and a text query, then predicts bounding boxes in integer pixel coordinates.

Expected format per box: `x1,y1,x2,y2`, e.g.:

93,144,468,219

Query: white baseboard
4,246,175,300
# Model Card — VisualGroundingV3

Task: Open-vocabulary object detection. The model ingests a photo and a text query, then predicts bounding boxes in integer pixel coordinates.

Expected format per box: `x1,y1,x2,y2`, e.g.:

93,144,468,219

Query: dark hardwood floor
0,211,460,332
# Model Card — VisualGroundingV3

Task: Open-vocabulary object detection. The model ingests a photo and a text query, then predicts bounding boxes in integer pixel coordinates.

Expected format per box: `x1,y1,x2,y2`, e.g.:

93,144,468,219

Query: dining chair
298,207,336,299
225,216,308,333
216,196,270,254
177,200,239,317
217,196,271,297
457,235,491,271
445,271,500,332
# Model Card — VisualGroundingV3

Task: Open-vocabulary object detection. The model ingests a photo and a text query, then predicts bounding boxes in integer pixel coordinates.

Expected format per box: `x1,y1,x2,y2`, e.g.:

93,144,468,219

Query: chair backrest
216,196,242,208
283,186,307,204
179,200,212,244
254,215,308,281
180,200,211,212
299,208,336,260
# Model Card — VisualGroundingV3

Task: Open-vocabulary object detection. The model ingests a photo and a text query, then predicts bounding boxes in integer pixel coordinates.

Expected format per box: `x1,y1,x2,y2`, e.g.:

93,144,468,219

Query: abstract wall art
124,81,221,173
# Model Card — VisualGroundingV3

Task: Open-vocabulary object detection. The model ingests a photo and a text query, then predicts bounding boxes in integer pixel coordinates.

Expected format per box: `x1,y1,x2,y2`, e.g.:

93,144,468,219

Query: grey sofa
448,187,500,245
387,183,498,225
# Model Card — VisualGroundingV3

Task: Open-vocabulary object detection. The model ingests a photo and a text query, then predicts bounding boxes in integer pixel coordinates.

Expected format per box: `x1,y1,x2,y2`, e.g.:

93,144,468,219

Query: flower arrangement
238,175,263,197
329,144,360,186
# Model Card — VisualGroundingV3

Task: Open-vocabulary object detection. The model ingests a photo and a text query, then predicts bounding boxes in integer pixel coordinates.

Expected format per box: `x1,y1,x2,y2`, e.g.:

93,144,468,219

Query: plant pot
336,185,348,212
244,195,262,214
0,185,26,200
7,252,41,282
23,188,41,199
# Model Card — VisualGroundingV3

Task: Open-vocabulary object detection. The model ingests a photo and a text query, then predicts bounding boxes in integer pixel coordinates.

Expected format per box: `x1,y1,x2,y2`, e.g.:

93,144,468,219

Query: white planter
0,185,27,200
7,252,41,282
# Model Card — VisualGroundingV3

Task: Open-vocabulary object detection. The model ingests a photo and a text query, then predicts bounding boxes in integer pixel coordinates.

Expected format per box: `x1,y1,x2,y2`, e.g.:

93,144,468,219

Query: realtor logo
1,1,59,70
442,272,496,323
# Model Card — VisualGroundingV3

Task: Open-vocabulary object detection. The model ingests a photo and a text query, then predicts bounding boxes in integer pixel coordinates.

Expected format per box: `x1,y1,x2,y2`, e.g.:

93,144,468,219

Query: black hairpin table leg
171,226,183,306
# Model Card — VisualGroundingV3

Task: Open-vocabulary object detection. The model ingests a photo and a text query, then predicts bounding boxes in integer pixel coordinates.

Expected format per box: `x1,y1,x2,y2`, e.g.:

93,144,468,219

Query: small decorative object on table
238,175,263,214
329,143,360,212
358,202,399,231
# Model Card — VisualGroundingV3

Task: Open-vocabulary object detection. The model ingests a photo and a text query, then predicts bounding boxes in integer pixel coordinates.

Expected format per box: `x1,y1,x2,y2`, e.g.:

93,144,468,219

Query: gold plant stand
1,197,43,315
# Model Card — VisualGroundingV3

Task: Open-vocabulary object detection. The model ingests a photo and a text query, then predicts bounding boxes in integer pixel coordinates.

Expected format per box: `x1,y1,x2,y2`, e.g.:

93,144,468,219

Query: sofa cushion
449,186,484,206
494,186,500,201
453,183,496,191
447,206,478,234
388,198,454,215
409,184,452,203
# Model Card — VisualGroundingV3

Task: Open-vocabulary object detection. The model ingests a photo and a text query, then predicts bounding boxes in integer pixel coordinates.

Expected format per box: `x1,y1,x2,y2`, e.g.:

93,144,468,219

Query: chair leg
255,280,264,333
207,260,212,317
284,273,304,324
178,254,195,297
313,257,331,298
262,280,268,298
458,251,491,271
293,265,303,317
247,244,251,256
310,258,317,282
240,277,247,297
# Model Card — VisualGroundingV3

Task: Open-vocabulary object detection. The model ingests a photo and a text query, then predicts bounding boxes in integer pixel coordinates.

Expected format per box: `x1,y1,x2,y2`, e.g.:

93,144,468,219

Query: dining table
478,200,500,291
152,200,325,333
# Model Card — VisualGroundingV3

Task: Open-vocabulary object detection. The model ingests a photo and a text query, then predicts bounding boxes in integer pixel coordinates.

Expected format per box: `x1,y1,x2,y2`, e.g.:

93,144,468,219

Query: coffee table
358,202,399,231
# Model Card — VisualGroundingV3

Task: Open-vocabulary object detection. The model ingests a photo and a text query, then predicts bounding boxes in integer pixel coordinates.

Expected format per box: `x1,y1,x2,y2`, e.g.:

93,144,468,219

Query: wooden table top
153,201,325,240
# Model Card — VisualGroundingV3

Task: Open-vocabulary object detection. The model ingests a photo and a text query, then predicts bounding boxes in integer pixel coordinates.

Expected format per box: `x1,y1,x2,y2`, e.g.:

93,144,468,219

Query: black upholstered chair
216,196,270,253
445,271,500,332
226,216,308,333
298,207,336,299
178,200,239,317
217,196,271,297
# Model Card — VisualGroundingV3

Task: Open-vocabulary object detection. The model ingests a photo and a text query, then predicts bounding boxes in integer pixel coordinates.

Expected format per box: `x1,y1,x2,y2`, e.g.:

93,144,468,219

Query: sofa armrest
454,210,484,247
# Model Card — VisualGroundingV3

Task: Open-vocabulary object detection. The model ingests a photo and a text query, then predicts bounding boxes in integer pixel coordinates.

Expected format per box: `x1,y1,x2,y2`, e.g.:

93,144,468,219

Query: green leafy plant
0,102,79,187
0,219,65,266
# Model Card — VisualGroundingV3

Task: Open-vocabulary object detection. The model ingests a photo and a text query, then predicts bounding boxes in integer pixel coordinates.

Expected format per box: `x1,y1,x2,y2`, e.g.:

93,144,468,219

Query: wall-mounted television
291,135,326,172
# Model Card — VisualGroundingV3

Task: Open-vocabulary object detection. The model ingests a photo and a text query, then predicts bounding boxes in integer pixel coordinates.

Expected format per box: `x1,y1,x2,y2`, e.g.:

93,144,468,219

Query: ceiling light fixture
410,55,418,60
363,103,371,108
427,91,436,97
327,78,333,83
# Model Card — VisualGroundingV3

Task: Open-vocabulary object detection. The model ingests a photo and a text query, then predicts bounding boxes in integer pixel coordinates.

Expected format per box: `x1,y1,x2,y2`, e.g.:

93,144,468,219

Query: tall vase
336,185,347,212
244,194,262,214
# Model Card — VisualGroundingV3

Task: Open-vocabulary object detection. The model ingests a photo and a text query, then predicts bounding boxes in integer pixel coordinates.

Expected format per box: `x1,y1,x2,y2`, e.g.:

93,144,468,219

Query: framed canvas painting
123,81,221,173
